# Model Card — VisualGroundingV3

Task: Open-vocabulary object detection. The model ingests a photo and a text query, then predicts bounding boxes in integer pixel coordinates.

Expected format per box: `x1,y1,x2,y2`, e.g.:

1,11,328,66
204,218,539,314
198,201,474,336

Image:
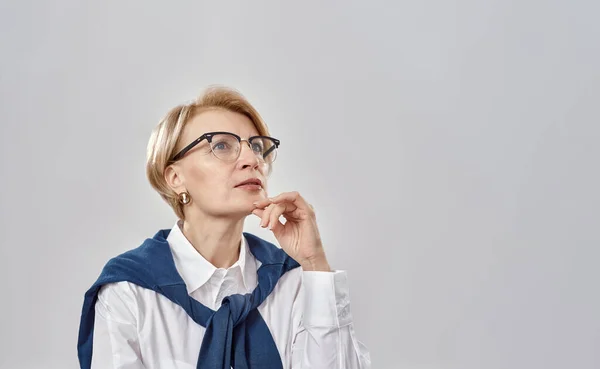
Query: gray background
1,1,599,368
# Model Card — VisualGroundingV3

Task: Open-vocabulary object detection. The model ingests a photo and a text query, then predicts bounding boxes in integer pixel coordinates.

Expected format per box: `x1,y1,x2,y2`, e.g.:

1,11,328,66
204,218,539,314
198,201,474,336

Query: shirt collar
167,220,257,294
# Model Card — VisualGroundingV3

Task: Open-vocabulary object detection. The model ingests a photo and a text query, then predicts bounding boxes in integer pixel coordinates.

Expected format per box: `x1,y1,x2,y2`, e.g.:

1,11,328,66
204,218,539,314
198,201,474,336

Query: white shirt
91,221,371,369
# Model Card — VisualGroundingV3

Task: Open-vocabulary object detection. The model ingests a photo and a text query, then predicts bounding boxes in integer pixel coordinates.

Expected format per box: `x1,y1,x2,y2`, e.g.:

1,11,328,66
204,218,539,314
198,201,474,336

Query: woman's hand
252,191,331,272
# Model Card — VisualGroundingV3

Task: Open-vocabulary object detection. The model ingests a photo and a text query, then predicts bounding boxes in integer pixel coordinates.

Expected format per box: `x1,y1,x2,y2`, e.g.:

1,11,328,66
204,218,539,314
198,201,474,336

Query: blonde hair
146,86,271,220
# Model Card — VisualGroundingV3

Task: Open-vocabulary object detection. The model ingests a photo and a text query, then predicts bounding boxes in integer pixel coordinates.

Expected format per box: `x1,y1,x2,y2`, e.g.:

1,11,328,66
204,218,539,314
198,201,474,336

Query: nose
237,140,260,170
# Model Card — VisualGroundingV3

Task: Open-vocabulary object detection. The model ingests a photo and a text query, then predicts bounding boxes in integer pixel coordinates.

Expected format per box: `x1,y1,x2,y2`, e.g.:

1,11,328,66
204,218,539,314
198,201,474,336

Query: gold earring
177,191,191,205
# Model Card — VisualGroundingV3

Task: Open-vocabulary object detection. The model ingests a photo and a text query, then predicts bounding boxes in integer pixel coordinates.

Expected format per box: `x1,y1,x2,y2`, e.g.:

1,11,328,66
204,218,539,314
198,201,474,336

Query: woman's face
168,109,270,217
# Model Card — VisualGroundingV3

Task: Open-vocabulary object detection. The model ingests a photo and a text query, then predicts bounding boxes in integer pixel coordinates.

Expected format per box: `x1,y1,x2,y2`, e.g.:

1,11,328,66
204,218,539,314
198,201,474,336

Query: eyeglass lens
210,133,278,163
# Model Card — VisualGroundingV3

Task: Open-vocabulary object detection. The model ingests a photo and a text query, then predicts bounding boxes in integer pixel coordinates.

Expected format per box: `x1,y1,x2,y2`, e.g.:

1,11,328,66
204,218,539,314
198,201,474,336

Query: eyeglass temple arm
263,144,277,159
172,136,205,161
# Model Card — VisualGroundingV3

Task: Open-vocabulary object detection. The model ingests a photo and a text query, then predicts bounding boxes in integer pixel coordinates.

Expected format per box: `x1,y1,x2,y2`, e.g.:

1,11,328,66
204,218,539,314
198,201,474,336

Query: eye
252,142,264,153
213,141,230,150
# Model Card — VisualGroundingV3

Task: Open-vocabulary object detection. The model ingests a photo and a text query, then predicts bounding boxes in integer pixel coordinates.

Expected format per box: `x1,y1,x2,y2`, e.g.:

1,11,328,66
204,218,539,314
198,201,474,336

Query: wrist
301,255,331,272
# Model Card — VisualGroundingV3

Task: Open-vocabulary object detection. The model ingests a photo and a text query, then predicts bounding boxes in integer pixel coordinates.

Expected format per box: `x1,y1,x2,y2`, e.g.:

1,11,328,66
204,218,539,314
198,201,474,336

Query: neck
179,211,246,269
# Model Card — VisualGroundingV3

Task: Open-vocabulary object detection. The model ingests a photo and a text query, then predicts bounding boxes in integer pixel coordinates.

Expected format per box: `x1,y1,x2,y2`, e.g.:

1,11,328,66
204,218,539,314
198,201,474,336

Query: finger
268,203,287,230
253,198,272,209
251,208,265,218
269,191,307,211
280,206,307,222
269,191,299,203
260,203,276,228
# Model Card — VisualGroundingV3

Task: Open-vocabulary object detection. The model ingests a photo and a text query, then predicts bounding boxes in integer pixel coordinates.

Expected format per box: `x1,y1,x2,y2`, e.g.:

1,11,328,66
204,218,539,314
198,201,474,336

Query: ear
164,164,186,192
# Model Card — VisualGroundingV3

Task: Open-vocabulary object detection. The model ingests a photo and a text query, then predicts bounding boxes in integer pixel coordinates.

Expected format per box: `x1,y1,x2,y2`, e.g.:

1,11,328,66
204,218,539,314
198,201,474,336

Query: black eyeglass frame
170,131,281,163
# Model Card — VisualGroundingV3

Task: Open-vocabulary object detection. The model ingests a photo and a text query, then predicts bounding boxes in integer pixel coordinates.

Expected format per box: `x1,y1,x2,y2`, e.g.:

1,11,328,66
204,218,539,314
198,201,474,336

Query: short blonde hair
146,86,271,220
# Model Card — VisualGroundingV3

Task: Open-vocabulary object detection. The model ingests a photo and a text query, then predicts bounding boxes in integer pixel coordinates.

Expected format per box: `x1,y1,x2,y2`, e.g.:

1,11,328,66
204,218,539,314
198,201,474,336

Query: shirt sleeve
290,270,372,369
91,282,147,369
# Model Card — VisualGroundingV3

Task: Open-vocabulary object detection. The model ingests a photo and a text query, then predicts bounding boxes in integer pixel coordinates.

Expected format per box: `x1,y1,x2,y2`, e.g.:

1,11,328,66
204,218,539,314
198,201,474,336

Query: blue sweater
77,229,300,369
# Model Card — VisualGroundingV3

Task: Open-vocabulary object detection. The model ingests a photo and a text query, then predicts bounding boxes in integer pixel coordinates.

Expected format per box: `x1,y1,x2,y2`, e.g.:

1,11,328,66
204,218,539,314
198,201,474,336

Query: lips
235,178,262,187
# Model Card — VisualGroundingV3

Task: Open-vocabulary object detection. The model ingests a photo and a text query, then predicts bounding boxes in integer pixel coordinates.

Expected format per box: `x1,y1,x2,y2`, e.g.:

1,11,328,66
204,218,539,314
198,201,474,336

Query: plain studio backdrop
0,1,598,368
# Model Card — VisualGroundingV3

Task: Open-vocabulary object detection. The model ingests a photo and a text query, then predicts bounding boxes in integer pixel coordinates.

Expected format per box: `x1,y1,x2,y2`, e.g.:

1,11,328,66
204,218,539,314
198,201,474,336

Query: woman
77,86,371,369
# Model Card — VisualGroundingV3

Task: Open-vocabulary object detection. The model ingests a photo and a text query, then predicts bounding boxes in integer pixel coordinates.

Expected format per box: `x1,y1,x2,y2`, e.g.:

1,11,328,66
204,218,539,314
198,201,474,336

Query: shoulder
95,281,143,324
89,230,174,325
94,232,173,290
98,281,140,305
97,281,140,304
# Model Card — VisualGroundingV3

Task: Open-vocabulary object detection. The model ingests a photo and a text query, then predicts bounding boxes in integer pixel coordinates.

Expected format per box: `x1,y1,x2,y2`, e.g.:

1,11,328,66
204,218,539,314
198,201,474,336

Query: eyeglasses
170,131,280,165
